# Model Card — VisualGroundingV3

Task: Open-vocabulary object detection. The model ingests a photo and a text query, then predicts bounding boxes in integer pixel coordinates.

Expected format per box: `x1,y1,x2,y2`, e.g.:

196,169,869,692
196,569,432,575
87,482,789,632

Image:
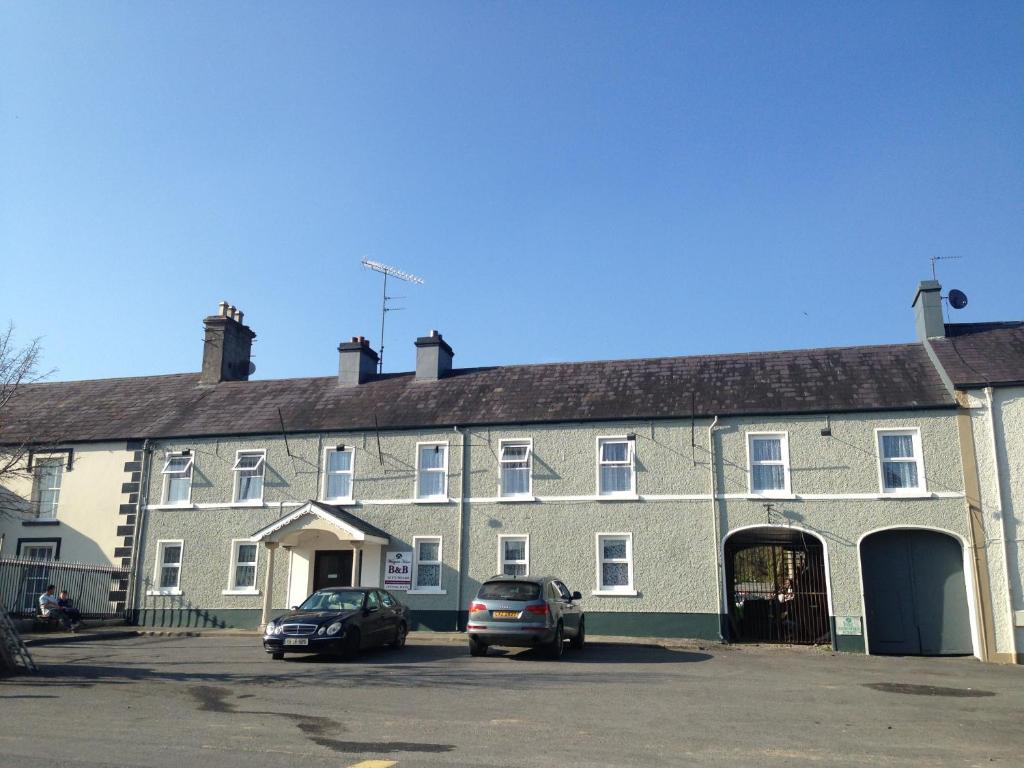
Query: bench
32,610,68,632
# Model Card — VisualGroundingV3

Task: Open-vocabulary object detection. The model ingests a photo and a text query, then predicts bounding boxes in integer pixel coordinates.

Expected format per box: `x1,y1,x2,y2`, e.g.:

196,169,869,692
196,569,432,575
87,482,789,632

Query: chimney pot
415,330,454,381
236,309,244,324
338,336,379,386
912,280,946,340
200,304,256,385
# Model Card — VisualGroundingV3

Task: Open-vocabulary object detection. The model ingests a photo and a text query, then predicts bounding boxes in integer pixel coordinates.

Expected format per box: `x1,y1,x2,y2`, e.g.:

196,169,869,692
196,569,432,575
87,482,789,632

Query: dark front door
861,530,972,656
313,550,353,591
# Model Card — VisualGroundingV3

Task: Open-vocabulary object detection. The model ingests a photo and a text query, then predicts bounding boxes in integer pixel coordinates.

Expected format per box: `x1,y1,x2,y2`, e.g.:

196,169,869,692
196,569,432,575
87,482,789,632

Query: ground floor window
595,533,634,594
152,540,183,594
412,536,442,591
498,535,529,576
227,540,259,592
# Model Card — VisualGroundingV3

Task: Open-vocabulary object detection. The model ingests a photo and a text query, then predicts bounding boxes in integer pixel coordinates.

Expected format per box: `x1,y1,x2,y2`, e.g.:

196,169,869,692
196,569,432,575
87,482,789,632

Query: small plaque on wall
835,616,863,636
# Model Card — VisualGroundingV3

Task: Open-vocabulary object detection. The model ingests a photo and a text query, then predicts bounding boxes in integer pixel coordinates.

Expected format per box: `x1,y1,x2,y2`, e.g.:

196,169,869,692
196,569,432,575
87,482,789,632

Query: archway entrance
725,527,830,645
861,529,972,656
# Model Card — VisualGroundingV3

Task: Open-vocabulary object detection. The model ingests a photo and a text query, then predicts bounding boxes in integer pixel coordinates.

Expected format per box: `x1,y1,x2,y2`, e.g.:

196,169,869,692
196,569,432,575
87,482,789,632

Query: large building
2,285,1021,661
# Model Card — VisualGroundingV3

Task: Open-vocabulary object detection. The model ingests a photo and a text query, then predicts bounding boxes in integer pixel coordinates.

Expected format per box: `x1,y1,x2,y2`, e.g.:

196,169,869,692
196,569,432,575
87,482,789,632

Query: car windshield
298,590,365,612
478,581,541,601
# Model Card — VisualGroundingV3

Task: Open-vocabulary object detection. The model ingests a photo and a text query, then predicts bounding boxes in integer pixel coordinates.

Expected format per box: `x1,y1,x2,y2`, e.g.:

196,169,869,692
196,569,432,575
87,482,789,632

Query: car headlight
326,622,343,636
317,627,326,636
265,621,276,635
274,624,284,635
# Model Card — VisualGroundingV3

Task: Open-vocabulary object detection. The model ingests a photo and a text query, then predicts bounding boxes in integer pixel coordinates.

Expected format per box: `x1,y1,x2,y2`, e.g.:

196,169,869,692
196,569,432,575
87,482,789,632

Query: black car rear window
478,581,541,601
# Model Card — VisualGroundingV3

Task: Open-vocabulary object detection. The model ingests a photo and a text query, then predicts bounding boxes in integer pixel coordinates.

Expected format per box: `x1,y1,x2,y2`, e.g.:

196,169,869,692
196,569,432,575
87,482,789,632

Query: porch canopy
250,501,390,628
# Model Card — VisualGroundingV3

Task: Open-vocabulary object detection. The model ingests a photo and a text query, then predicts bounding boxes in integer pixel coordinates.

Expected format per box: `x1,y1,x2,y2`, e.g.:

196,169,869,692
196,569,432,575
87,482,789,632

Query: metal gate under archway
725,528,831,645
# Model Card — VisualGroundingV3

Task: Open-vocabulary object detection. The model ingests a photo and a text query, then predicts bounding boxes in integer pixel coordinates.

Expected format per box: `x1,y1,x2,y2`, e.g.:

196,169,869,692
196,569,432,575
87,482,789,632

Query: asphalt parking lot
2,634,1022,768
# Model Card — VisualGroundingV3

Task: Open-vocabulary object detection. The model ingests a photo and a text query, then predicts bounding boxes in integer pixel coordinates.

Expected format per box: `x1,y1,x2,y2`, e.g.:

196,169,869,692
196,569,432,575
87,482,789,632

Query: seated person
39,585,73,630
58,590,83,628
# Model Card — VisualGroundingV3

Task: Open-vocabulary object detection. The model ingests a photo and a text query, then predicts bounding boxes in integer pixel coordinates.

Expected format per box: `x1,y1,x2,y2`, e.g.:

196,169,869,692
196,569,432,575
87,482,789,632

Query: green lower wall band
132,608,263,629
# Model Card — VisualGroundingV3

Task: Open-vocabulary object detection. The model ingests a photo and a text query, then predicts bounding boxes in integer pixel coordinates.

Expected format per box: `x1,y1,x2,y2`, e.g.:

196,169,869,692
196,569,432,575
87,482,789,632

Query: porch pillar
260,542,279,629
351,544,361,587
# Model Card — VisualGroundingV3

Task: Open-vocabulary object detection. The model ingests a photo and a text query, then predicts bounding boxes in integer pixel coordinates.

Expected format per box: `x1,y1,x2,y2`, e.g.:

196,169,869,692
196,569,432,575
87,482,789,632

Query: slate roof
930,322,1024,388
309,502,391,542
0,342,954,444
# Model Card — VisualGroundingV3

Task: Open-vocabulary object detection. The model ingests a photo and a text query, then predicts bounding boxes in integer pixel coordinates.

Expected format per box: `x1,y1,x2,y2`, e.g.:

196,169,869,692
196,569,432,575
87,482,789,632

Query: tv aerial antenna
930,255,961,281
929,256,969,318
361,258,425,373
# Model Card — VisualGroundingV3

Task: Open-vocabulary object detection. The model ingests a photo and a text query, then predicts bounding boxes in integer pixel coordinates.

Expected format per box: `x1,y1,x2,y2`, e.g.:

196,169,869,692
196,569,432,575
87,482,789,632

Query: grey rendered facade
136,409,973,655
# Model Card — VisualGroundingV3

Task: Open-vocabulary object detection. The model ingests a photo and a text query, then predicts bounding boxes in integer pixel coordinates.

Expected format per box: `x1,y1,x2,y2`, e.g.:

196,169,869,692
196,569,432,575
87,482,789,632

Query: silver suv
466,575,584,659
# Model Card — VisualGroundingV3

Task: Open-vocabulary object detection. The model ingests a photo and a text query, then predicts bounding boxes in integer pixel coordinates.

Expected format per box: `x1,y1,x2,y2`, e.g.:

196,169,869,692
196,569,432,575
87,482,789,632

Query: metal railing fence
0,557,129,619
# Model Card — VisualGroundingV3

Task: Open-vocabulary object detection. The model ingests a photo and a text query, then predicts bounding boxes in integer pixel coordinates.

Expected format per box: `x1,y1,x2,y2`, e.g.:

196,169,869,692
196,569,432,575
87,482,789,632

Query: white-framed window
415,443,448,500
597,437,635,496
595,533,635,594
151,540,183,594
161,452,194,505
499,439,533,498
232,450,266,503
323,446,355,501
226,540,259,593
876,428,926,494
498,535,529,576
747,432,791,495
31,457,64,519
411,536,442,591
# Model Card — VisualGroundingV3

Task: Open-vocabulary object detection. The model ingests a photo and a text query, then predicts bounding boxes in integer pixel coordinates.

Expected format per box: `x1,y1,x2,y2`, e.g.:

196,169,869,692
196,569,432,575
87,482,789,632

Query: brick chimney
912,281,946,340
338,336,379,386
200,301,256,385
415,330,453,381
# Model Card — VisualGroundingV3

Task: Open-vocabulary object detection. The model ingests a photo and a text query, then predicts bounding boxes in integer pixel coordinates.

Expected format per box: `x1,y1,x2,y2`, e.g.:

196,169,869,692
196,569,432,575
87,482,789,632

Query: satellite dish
248,361,257,375
948,289,968,310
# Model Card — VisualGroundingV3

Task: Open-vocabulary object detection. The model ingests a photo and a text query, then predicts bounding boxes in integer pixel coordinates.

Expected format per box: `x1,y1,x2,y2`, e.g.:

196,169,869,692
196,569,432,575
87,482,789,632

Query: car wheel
547,624,564,660
271,652,284,660
569,618,585,650
391,622,407,649
340,628,361,660
468,636,488,657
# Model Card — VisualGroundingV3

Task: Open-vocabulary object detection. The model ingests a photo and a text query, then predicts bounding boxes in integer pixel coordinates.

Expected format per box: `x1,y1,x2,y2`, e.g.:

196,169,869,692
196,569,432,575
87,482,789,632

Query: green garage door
861,530,972,655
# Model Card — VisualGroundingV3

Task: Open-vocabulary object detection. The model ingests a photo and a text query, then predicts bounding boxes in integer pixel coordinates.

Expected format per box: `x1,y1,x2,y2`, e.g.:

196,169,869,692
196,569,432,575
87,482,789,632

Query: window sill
747,493,795,500
22,519,60,526
321,498,354,506
591,589,639,597
596,494,640,502
405,589,447,595
150,503,195,511
879,491,931,499
413,498,451,505
497,495,536,503
228,501,266,508
146,589,182,597
222,589,261,596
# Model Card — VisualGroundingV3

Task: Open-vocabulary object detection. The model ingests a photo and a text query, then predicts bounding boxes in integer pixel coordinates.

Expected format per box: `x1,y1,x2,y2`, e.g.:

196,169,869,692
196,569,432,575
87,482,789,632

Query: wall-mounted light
336,444,346,452
626,433,637,441
181,449,191,456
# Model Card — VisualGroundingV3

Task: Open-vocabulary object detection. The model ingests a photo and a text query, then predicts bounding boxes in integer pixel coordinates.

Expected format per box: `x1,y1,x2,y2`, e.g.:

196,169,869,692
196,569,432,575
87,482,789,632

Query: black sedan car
263,587,409,660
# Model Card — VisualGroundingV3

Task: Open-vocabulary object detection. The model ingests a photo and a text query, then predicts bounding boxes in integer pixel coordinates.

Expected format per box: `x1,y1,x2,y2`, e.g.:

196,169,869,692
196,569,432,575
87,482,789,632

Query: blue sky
2,3,1021,382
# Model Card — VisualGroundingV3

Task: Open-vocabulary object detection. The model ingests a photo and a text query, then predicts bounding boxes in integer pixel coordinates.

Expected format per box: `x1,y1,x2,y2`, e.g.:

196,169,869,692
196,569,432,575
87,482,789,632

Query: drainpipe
708,416,724,642
454,426,468,632
986,387,1018,662
125,439,152,624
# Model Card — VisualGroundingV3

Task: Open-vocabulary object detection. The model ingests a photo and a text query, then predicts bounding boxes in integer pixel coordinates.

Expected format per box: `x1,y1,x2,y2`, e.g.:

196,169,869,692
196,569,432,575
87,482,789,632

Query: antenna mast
930,255,961,280
361,258,425,374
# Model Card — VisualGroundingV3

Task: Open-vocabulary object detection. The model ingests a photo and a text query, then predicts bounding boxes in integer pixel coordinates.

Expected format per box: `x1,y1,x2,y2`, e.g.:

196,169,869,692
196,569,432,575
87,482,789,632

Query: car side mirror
291,606,299,611
364,606,379,615
572,591,582,600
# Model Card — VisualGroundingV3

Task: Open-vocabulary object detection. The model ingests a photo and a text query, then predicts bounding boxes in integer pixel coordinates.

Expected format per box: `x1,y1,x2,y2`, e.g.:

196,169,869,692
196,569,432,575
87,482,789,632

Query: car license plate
283,638,309,646
493,610,519,618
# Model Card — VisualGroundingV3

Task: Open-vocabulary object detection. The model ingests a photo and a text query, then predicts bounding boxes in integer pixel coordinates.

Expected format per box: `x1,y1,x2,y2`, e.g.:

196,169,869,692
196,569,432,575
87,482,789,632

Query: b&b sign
384,551,413,590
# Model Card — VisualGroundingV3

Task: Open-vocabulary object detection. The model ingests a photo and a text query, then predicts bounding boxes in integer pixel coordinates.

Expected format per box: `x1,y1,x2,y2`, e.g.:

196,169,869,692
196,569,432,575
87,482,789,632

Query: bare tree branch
0,322,55,519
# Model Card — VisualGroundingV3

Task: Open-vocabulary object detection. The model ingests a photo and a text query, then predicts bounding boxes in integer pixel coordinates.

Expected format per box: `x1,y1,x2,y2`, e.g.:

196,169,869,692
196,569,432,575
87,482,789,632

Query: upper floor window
597,437,635,496
31,457,64,519
877,429,925,494
499,440,532,497
161,452,193,505
323,446,355,501
747,433,791,495
498,535,529,577
233,450,266,503
416,443,448,500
